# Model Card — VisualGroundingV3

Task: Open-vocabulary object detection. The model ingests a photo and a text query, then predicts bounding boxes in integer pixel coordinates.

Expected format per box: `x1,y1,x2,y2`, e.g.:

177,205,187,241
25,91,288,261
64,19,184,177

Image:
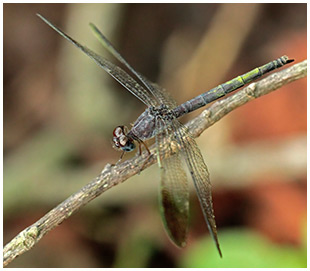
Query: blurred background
3,3,306,268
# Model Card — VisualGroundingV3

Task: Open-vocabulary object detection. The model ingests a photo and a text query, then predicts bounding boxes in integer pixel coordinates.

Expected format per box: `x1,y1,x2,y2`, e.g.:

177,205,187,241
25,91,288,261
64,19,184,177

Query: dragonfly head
112,126,136,152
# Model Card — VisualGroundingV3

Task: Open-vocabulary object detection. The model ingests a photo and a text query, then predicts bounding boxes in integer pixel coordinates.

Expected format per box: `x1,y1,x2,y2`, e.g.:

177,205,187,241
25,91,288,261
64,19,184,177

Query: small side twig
3,59,307,267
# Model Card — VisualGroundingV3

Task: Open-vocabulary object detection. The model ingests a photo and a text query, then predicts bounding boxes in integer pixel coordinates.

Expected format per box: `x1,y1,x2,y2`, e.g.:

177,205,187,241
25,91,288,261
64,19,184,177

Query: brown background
4,3,306,268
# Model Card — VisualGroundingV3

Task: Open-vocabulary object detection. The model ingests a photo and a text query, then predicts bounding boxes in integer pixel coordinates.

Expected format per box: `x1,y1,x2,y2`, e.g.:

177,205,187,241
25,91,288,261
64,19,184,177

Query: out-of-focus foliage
4,3,306,268
180,227,306,268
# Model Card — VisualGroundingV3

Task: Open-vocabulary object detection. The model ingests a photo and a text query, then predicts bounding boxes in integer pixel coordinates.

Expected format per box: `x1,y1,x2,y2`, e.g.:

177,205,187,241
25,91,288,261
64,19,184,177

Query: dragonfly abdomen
173,56,293,118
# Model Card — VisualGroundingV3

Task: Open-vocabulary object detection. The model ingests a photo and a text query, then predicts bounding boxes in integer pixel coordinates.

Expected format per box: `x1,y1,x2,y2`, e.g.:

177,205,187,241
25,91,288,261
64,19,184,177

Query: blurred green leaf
180,228,306,268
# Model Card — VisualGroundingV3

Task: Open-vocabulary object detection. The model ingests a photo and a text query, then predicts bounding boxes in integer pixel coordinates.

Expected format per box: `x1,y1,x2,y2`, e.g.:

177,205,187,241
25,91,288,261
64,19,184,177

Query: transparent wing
37,14,156,107
155,117,189,247
90,23,162,106
171,119,222,257
147,82,178,109
142,80,178,110
89,24,178,108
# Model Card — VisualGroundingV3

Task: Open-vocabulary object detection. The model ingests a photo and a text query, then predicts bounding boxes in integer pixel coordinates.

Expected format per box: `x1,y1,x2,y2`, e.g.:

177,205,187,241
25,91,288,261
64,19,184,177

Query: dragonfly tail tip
217,245,223,258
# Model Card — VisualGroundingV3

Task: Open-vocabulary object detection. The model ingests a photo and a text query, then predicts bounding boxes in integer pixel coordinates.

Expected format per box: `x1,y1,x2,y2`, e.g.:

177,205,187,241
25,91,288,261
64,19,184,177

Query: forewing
37,14,156,107
148,81,179,110
90,23,162,106
171,119,222,257
88,24,178,109
155,118,189,247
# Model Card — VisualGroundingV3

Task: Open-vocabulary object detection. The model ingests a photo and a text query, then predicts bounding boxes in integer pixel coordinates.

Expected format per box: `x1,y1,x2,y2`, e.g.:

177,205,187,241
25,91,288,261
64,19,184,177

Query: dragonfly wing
90,23,163,105
171,119,222,257
138,75,178,107
88,26,178,109
155,118,189,247
37,14,156,107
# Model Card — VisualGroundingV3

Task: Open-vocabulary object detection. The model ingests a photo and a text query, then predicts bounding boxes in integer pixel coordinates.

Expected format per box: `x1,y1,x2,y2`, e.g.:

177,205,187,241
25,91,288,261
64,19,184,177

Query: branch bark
3,59,307,267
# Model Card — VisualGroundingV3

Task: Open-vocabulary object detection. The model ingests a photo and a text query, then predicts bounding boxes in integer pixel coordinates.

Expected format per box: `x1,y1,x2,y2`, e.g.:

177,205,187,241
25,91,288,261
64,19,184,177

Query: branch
3,59,307,266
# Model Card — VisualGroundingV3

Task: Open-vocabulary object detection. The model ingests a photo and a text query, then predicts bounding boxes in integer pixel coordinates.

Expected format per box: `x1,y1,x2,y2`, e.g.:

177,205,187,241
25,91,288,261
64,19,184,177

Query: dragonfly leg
140,141,151,156
117,151,126,163
111,151,126,167
136,140,152,173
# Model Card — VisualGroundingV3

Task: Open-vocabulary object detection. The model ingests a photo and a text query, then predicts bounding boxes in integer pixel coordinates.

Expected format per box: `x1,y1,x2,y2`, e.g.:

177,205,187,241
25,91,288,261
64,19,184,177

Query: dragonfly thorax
112,126,136,152
129,105,175,141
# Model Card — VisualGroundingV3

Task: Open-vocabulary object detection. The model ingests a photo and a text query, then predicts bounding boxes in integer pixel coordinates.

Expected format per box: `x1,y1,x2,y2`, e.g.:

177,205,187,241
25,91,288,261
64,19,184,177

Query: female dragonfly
38,14,293,257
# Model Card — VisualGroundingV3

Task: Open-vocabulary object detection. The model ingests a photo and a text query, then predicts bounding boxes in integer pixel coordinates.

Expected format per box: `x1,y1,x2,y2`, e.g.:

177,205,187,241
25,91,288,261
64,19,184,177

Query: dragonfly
37,14,294,257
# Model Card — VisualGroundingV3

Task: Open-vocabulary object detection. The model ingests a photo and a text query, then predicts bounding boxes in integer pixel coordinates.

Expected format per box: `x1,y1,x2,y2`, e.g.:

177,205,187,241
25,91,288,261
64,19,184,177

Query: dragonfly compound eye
119,135,128,147
113,126,124,137
112,133,135,152
112,137,121,148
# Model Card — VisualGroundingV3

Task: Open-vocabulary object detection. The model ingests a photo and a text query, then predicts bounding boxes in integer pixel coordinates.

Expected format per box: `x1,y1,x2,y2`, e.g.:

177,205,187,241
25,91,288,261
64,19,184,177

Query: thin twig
3,60,307,267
